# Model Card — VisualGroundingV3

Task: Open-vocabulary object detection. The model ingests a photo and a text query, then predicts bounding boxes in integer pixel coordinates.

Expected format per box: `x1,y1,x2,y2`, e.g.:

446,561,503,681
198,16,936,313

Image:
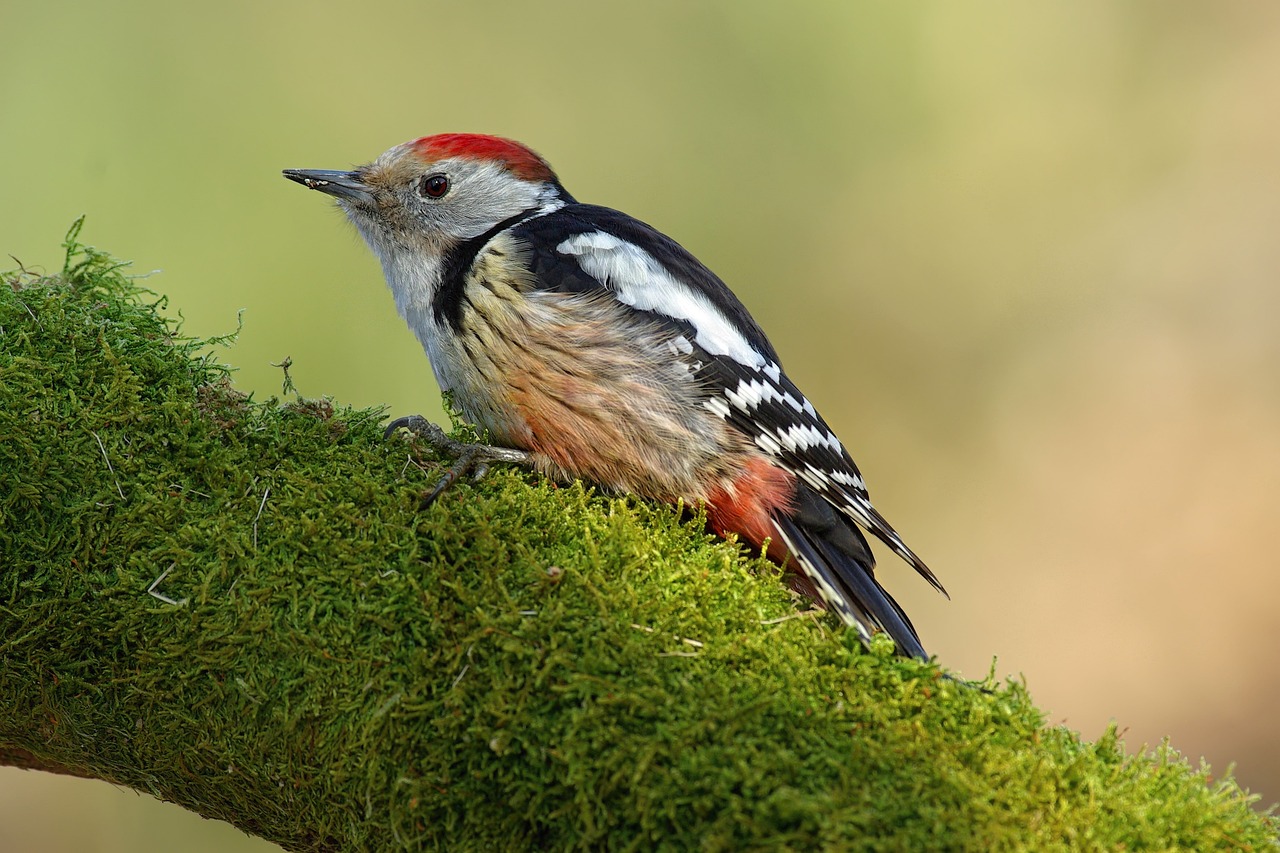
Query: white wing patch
829,469,865,489
704,396,732,418
557,231,767,369
668,334,694,355
725,377,806,417
778,423,841,453
753,432,783,456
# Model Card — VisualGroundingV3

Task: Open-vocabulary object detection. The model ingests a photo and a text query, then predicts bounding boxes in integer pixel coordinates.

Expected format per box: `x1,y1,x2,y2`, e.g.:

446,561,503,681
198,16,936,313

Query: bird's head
284,133,569,261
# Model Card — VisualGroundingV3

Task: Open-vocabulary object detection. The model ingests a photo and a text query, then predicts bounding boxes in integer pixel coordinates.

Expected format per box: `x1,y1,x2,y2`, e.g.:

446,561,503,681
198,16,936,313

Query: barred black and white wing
700,352,946,598
502,203,946,656
697,350,947,657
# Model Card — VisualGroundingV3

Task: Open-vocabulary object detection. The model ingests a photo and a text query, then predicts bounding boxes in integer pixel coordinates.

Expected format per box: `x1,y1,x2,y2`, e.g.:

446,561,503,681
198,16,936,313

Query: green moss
1,225,1275,851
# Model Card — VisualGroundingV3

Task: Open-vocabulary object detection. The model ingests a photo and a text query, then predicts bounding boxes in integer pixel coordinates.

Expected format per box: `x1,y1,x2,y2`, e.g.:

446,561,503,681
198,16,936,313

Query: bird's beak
282,169,373,204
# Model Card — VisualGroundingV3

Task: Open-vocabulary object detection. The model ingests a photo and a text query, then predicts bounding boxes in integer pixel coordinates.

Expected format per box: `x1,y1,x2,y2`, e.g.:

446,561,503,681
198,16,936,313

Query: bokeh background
4,1,1279,849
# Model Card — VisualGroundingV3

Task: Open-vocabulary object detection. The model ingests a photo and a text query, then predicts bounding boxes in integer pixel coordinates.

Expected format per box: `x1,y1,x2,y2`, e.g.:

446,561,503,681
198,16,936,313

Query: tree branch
1,231,1274,850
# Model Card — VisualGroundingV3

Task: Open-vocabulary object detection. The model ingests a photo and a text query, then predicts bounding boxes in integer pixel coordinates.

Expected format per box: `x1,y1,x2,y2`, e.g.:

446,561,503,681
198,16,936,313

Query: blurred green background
4,1,1279,849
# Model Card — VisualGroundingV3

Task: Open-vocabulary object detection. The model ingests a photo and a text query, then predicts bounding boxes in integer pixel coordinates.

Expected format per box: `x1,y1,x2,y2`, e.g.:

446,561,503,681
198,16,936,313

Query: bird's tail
770,484,927,659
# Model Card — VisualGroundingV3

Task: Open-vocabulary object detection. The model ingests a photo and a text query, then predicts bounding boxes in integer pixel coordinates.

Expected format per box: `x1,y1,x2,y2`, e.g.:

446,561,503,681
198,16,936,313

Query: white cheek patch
557,231,766,369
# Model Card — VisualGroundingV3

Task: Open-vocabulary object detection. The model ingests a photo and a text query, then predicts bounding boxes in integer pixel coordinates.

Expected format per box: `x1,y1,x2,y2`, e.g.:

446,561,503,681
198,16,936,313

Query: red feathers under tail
706,461,927,658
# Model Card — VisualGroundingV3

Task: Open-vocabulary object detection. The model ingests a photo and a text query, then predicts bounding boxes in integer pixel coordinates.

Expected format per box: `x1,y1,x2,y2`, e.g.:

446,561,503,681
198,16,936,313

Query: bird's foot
385,415,532,506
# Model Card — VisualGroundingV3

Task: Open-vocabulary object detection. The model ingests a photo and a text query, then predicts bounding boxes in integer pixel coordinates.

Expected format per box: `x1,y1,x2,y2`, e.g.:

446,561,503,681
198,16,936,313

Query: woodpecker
284,134,946,658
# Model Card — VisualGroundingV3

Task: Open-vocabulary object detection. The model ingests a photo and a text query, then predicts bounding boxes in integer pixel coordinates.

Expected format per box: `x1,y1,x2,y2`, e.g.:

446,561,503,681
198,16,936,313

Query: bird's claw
384,414,446,444
385,415,531,507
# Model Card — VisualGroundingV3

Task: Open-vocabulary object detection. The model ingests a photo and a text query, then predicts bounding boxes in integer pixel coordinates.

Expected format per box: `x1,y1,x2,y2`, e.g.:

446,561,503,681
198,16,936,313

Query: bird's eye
419,174,450,199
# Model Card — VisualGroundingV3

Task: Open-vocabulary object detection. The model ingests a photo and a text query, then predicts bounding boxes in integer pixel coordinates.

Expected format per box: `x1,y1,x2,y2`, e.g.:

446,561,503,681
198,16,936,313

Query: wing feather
506,202,948,619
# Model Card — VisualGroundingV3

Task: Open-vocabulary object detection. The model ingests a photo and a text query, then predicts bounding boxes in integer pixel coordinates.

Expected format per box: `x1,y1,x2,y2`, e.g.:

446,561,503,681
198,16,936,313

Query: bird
283,133,947,658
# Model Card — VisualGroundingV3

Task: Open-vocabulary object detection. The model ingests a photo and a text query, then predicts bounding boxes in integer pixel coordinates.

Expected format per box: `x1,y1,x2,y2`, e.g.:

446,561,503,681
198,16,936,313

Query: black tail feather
773,485,928,659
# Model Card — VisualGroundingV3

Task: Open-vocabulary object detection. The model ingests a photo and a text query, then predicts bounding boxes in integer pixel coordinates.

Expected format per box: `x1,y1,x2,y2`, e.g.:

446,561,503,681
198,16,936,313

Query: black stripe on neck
433,209,539,330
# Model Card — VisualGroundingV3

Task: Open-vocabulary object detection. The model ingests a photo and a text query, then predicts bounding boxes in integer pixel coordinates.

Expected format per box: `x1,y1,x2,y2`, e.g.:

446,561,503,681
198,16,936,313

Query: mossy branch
1,229,1275,851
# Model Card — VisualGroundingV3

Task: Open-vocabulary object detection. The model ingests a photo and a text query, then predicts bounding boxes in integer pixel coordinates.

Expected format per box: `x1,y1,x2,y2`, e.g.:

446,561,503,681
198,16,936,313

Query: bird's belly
420,320,532,449
431,283,755,500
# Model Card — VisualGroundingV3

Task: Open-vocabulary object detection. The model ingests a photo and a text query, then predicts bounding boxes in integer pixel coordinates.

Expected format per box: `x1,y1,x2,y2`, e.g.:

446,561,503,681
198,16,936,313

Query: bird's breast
428,254,761,499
